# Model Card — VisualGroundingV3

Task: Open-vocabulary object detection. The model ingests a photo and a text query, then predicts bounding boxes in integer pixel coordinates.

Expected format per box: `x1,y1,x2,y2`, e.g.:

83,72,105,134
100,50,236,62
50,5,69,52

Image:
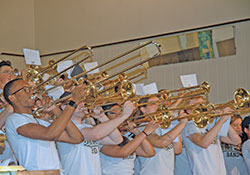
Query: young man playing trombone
182,97,241,175
3,78,85,172
56,92,136,175
134,95,188,175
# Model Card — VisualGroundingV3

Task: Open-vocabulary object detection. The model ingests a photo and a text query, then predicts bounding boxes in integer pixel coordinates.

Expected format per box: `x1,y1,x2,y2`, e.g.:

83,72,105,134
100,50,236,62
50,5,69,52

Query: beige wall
34,0,250,53
0,0,35,53
40,21,250,105
0,0,250,105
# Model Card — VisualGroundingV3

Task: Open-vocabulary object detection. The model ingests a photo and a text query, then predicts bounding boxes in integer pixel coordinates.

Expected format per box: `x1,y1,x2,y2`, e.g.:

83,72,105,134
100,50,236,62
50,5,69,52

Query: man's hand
121,101,135,119
71,84,87,104
143,120,159,136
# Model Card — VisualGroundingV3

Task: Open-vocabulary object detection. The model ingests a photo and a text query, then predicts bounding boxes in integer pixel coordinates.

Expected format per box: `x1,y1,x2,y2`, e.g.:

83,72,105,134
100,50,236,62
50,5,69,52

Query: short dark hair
242,116,250,143
3,78,22,106
102,103,119,116
0,60,12,69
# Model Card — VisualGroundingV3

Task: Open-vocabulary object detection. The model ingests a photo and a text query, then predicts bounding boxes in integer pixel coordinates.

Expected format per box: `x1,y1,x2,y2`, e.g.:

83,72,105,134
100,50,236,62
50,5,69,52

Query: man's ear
8,95,15,104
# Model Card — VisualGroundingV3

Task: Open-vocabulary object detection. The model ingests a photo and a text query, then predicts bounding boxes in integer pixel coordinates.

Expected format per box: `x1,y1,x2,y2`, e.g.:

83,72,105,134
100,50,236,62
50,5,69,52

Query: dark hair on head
102,103,119,116
230,114,242,124
59,74,65,80
242,116,250,143
3,78,23,106
0,60,12,69
59,91,71,110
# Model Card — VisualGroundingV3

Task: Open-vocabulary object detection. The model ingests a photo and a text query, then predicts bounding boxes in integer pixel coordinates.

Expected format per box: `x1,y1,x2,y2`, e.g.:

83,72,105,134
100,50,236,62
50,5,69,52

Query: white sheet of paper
143,83,158,95
180,74,198,87
45,85,65,101
133,83,145,95
23,48,41,65
84,62,100,74
57,60,73,78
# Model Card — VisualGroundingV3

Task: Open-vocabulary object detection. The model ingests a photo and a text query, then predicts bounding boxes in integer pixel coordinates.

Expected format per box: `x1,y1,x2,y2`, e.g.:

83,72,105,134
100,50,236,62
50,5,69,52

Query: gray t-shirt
5,113,61,171
182,121,226,175
242,139,250,174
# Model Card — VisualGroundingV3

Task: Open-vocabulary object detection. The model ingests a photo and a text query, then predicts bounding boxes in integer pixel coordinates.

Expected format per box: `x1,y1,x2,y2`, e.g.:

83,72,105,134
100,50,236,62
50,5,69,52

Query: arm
80,101,135,142
220,125,241,145
173,135,182,155
147,115,188,148
17,105,79,141
101,121,158,158
17,84,86,142
92,106,122,145
188,118,227,149
188,107,233,149
57,120,84,144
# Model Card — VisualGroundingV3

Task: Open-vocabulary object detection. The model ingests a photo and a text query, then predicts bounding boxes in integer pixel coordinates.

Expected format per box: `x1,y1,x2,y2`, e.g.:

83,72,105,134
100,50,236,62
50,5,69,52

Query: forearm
98,114,122,143
64,120,84,143
47,106,75,140
160,122,186,147
89,114,128,141
173,140,182,155
200,120,224,147
137,139,155,157
118,133,147,157
221,126,241,145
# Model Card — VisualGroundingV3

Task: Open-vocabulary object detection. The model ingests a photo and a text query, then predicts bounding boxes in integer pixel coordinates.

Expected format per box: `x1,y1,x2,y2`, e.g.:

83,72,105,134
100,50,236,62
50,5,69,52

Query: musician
220,114,248,175
242,116,250,174
56,92,135,175
99,103,157,175
0,60,15,164
0,60,15,129
3,78,84,171
135,95,188,175
182,97,241,175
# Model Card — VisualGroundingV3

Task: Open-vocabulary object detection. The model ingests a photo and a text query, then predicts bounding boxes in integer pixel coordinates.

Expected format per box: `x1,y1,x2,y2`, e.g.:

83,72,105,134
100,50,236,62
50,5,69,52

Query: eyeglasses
9,86,33,96
1,70,14,75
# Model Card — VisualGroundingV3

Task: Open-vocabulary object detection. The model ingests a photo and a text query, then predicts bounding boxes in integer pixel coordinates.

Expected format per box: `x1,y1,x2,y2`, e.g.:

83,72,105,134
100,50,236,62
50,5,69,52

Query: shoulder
6,113,35,132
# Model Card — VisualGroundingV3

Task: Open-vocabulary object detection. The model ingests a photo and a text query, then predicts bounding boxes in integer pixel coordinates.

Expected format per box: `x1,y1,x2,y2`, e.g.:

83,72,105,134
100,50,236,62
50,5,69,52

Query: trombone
44,41,160,94
25,45,93,89
130,87,250,130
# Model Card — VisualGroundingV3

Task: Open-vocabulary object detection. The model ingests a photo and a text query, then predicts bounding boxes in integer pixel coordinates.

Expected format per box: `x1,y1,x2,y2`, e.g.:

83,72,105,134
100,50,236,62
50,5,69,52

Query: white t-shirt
99,133,136,175
135,127,175,175
182,121,226,175
57,121,101,175
242,139,250,174
221,142,248,175
5,113,61,171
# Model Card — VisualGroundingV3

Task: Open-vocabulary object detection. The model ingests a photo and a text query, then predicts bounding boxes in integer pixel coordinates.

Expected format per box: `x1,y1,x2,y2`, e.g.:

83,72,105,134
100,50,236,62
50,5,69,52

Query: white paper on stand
143,83,158,95
133,83,145,95
180,74,198,87
57,60,73,78
84,62,100,74
45,85,65,101
23,48,41,65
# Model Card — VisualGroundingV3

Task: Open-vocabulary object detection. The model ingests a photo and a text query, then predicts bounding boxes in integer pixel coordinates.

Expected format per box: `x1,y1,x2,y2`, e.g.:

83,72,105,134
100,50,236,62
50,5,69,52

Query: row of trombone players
0,41,250,175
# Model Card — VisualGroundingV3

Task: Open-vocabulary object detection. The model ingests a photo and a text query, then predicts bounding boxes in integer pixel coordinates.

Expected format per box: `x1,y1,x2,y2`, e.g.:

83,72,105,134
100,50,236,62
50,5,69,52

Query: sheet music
133,83,144,95
84,62,99,74
23,48,41,65
57,60,73,78
143,83,158,95
180,74,198,87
